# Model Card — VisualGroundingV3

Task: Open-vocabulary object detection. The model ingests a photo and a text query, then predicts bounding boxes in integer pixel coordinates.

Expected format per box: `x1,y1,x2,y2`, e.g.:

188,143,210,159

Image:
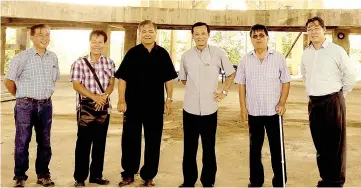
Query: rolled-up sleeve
338,48,357,94
5,55,21,81
234,57,246,84
219,49,235,76
115,51,131,82
70,59,83,82
178,54,187,81
279,55,292,83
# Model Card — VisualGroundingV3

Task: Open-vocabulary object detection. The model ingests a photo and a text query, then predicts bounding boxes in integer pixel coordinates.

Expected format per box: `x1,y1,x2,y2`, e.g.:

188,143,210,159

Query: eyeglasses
251,34,266,39
307,25,322,32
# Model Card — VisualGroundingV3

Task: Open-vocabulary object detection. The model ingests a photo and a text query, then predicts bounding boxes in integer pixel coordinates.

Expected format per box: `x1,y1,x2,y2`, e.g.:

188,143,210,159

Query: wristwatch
222,90,228,96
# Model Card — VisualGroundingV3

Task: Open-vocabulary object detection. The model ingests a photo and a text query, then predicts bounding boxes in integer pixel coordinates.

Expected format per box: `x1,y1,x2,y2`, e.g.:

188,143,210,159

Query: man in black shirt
115,20,178,187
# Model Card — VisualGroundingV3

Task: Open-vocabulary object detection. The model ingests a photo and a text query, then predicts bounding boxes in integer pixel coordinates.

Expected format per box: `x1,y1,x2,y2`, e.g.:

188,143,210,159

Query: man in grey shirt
4,24,59,187
178,22,235,187
301,16,356,187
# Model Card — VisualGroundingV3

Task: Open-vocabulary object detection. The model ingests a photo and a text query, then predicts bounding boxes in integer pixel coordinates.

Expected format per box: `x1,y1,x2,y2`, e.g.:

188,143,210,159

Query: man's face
89,34,105,56
30,27,50,50
250,30,268,50
306,20,326,44
192,25,209,47
139,24,156,45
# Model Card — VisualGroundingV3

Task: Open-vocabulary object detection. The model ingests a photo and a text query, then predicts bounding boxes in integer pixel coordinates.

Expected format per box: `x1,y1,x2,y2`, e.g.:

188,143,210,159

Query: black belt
309,90,342,102
19,97,51,103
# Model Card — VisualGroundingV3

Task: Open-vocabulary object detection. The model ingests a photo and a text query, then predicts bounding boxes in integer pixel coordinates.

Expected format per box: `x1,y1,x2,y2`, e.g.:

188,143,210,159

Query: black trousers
74,113,110,182
120,112,164,180
182,110,217,186
308,91,346,187
248,114,287,187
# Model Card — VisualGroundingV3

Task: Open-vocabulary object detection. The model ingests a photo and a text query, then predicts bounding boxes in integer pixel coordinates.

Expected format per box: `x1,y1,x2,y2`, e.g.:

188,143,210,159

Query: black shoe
118,177,134,187
74,181,85,187
203,184,214,187
248,183,262,187
143,179,155,187
179,183,195,187
13,178,25,187
37,177,55,187
89,177,109,185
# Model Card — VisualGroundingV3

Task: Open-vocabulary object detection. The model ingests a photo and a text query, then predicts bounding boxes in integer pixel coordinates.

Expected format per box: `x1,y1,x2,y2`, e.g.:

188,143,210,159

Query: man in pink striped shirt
234,24,291,187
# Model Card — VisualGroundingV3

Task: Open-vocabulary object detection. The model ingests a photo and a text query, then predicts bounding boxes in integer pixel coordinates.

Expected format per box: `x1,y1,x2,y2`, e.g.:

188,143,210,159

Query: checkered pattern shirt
5,47,60,100
70,54,115,113
234,49,291,116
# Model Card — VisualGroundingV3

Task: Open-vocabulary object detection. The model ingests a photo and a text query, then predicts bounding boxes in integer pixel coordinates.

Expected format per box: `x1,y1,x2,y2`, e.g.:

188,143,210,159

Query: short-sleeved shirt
5,47,60,100
301,40,356,96
70,54,115,113
178,45,235,116
114,43,178,115
234,49,291,116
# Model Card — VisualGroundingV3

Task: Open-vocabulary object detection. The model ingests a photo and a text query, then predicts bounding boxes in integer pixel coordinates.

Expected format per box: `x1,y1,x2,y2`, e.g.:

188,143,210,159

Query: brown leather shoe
144,179,155,187
118,177,134,187
37,177,55,187
89,177,109,185
74,181,85,187
13,178,25,187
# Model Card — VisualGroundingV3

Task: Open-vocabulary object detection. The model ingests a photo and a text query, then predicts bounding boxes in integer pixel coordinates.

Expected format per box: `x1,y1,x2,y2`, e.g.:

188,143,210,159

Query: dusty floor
1,78,361,187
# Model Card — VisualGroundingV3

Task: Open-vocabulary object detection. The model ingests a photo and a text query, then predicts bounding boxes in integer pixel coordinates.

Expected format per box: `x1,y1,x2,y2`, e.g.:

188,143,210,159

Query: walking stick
279,115,286,188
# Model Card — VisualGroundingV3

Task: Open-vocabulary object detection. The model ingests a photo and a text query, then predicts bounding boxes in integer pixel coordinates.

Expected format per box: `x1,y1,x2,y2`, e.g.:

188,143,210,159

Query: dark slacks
120,112,164,180
14,98,53,180
248,114,287,187
73,113,110,182
182,110,218,186
308,91,346,187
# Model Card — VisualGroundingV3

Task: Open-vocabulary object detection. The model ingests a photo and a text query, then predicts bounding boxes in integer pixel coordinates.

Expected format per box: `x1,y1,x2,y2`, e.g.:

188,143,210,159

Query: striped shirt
70,54,115,113
5,47,60,100
234,49,291,116
179,45,235,116
301,40,356,96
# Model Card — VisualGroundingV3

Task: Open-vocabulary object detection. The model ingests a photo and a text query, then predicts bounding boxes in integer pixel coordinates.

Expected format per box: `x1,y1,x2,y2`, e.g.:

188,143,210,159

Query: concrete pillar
93,25,111,57
170,30,177,63
332,29,350,55
1,27,6,75
15,28,27,54
123,26,137,56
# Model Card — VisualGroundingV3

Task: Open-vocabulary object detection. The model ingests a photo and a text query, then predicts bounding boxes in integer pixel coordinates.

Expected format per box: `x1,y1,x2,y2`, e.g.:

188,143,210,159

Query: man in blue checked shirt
3,24,59,187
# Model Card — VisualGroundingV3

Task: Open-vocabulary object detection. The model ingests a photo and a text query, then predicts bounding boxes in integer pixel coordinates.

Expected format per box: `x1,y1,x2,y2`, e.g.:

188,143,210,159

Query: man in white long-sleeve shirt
301,16,356,187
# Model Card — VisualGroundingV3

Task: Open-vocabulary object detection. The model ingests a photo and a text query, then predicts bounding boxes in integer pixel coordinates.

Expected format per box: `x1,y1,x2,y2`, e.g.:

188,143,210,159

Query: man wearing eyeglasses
234,24,291,187
178,22,235,187
301,16,356,187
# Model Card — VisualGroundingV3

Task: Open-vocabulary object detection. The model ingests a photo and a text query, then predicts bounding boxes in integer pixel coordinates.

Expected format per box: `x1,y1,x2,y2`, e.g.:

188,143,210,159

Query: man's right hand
91,94,107,106
117,101,127,113
240,107,248,122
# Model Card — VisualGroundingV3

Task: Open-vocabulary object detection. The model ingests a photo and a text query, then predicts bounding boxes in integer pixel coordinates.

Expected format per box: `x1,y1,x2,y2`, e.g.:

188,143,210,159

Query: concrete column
1,27,6,75
170,30,177,63
15,28,27,54
123,26,137,56
93,25,111,57
332,29,350,55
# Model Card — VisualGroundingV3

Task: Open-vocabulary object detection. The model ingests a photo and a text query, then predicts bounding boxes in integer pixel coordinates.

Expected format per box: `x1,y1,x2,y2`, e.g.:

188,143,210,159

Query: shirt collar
140,42,158,51
31,47,49,56
250,47,274,56
86,53,104,63
195,45,210,53
307,39,329,50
